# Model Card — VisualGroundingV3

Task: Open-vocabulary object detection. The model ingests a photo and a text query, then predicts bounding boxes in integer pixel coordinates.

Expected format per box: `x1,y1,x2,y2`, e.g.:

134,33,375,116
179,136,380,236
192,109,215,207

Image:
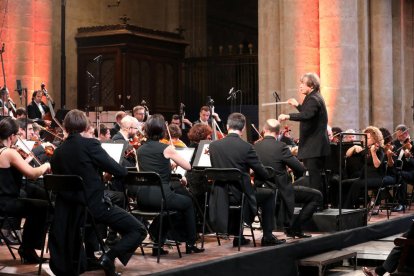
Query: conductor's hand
287,98,299,107
278,114,290,121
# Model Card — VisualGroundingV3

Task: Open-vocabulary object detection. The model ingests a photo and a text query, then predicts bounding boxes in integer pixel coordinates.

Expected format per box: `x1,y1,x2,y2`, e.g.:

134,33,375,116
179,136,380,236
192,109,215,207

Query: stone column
258,0,319,134
258,0,281,126
370,0,393,130
319,0,359,130
357,0,370,129
1,0,53,104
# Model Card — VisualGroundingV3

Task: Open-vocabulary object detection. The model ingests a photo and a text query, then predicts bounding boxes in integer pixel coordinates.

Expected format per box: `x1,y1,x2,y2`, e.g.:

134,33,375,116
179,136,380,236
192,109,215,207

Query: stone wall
259,0,414,134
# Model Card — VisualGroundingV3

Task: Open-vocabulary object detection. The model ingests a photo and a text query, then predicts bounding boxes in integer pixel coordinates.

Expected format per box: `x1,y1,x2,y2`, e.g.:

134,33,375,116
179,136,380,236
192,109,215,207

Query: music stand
192,140,212,168
51,109,70,128
174,148,195,176
101,142,124,164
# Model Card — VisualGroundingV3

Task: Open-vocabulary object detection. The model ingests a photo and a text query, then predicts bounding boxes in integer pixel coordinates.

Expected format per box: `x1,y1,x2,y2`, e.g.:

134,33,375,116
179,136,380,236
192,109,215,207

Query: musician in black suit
279,72,330,196
110,111,126,138
50,109,146,276
209,112,285,246
27,90,50,127
254,119,322,238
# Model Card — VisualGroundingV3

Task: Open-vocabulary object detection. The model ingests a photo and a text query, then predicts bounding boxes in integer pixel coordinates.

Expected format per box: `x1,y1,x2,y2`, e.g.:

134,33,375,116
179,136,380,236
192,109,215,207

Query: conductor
278,72,330,197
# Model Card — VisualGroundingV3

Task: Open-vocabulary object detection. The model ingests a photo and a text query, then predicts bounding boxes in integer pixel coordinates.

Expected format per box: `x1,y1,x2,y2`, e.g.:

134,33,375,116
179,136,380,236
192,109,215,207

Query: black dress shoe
261,236,286,246
233,236,251,247
151,247,169,257
100,254,120,276
185,244,205,254
285,230,312,239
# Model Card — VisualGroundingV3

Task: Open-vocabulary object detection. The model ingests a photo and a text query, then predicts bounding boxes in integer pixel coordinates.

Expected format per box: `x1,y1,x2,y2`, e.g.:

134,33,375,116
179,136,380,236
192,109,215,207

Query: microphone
86,71,95,79
228,87,234,95
93,55,103,62
15,80,23,103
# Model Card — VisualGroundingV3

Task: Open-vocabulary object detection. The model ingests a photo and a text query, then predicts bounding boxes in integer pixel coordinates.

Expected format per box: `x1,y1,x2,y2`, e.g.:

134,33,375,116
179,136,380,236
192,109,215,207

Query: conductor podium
296,207,367,232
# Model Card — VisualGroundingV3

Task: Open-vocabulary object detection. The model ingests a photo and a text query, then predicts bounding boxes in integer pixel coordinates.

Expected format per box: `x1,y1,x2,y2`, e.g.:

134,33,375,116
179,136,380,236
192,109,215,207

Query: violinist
95,123,111,142
50,109,146,275
112,115,140,191
390,124,414,211
0,117,50,264
279,125,297,146
342,126,390,209
160,124,187,148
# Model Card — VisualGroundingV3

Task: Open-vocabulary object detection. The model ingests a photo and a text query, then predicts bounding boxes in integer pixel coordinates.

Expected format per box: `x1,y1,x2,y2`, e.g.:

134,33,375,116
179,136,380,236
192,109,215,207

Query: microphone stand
0,43,7,117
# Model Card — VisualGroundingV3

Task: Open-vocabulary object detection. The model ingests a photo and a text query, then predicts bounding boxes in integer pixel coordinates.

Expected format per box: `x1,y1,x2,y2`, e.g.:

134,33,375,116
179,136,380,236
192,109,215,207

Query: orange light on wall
0,0,52,106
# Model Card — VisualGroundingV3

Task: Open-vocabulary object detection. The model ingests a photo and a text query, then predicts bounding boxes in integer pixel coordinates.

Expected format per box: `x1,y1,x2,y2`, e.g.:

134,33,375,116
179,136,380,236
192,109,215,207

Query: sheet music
173,148,195,176
15,140,35,154
101,143,124,163
198,144,211,167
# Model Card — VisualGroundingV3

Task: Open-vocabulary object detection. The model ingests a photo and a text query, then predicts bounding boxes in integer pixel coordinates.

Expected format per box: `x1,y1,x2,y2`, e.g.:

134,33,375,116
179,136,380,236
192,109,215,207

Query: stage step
298,249,357,276
346,240,395,261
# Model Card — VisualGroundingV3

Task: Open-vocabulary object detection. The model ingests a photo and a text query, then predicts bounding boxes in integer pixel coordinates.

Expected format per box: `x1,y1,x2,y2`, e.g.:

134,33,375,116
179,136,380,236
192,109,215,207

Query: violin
12,145,30,159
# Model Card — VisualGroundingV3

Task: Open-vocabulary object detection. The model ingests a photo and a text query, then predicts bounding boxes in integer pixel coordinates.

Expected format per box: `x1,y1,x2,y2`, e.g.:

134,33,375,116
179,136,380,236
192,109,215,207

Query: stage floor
0,206,413,275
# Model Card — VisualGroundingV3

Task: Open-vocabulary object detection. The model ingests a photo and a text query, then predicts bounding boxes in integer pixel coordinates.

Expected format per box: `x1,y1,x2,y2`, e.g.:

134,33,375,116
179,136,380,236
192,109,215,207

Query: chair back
125,171,166,200
205,168,247,192
44,174,84,192
43,174,86,206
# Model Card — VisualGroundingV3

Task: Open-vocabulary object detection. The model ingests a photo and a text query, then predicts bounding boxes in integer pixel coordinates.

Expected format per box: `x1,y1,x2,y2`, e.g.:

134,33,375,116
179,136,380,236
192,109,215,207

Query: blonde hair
363,126,384,147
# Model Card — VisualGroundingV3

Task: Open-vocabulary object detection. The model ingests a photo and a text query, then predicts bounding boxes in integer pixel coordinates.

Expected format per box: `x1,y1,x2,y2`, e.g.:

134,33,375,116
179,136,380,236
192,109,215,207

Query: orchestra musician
254,119,322,239
0,117,50,264
50,109,146,276
136,114,204,255
27,90,51,127
110,111,126,138
278,72,330,200
389,124,414,211
133,105,146,127
160,124,187,148
343,126,387,210
171,114,192,145
95,123,112,142
15,107,27,119
209,113,286,246
193,105,223,130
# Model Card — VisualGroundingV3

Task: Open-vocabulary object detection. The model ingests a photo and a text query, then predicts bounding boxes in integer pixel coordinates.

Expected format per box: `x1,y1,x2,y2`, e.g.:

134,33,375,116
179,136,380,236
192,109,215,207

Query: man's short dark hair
16,118,33,130
63,109,88,134
171,114,181,121
16,107,27,116
200,106,210,113
227,113,245,131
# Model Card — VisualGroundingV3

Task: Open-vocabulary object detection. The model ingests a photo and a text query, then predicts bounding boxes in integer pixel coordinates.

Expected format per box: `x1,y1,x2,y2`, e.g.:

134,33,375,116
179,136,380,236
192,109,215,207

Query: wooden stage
1,206,413,276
